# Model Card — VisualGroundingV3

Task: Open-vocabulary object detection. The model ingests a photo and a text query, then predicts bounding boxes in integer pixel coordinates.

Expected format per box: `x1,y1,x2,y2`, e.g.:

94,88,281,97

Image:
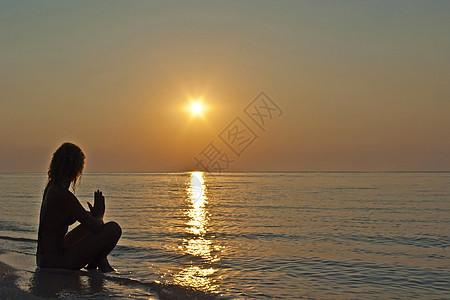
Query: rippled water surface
0,172,449,298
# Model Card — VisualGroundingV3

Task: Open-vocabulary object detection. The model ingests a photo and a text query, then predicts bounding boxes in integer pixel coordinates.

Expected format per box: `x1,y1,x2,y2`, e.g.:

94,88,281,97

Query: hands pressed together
88,190,106,218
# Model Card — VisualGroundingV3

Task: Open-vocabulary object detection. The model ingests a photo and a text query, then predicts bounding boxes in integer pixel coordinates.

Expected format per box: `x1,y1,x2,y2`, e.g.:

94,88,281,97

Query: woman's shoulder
44,185,80,212
46,185,74,199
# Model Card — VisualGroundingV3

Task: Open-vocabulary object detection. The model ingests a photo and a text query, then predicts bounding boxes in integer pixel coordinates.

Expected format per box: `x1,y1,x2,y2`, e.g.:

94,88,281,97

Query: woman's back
36,185,75,267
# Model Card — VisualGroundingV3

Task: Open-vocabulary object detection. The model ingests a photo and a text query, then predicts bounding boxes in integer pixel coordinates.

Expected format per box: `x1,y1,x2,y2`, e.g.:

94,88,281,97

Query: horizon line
1,170,449,174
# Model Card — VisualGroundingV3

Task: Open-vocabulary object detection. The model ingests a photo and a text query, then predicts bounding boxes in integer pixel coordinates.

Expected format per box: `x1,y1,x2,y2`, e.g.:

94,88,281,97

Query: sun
185,98,208,119
191,102,203,115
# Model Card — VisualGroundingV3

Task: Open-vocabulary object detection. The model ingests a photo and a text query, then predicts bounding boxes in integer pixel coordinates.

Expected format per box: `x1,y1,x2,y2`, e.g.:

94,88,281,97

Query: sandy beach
0,249,129,299
0,249,106,299
0,250,38,299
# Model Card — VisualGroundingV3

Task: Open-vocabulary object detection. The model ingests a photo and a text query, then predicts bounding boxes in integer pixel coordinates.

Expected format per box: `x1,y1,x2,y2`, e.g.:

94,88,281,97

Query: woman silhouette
37,142,121,272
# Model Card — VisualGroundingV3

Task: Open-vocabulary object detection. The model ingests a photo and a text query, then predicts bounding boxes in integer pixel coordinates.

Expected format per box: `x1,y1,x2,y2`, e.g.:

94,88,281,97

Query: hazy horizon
1,1,449,172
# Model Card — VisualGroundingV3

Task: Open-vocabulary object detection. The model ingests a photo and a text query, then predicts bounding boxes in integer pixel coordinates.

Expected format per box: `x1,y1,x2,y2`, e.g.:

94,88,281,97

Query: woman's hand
88,190,106,218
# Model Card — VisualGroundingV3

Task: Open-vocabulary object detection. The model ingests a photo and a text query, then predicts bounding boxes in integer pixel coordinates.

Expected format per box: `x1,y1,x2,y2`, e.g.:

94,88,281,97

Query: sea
0,172,449,299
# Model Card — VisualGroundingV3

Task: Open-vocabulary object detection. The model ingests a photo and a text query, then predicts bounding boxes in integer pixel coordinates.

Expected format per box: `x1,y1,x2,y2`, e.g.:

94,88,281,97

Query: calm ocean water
0,172,449,299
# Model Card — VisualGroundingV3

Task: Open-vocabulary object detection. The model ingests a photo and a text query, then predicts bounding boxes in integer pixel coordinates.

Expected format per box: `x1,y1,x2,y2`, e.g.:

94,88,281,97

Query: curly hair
46,142,85,192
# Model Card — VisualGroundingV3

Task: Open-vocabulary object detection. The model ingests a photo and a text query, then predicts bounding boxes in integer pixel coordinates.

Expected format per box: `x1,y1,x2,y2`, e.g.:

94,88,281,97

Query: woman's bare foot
98,257,115,273
86,257,114,272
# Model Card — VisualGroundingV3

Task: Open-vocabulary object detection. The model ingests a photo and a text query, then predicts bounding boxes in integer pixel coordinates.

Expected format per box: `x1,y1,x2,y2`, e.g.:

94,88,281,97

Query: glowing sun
191,102,203,115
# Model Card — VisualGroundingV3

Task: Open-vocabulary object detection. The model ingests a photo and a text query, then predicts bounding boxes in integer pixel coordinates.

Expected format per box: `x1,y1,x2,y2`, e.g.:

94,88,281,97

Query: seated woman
36,142,121,272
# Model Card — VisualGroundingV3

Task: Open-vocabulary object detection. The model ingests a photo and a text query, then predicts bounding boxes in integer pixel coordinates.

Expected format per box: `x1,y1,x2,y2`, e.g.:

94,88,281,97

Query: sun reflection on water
173,171,219,291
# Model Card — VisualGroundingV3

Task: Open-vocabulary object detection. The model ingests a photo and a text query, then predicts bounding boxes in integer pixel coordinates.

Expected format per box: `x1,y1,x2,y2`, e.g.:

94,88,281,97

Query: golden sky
1,1,449,171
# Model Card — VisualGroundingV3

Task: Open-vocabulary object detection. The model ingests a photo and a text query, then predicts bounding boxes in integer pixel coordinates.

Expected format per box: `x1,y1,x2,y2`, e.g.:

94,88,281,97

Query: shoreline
0,249,216,299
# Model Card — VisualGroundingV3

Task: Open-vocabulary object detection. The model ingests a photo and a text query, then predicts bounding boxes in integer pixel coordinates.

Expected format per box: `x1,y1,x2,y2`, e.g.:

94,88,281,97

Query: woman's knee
103,221,122,239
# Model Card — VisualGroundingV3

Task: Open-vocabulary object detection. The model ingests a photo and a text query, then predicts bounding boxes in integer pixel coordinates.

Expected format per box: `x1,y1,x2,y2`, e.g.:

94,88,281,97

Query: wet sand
0,259,38,299
0,249,108,299
0,249,213,299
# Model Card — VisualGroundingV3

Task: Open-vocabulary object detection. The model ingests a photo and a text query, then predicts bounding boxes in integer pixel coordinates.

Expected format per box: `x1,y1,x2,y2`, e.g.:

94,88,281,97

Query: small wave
328,186,378,190
0,235,37,243
30,268,220,299
340,233,450,248
0,220,35,233
102,274,219,299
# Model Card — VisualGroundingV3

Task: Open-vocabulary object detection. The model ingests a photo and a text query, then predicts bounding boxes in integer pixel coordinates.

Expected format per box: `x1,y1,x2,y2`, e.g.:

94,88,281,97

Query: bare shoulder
46,185,74,201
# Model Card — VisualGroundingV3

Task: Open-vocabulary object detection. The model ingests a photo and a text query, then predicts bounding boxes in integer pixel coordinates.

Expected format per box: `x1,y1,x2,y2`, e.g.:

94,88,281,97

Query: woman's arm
57,187,104,233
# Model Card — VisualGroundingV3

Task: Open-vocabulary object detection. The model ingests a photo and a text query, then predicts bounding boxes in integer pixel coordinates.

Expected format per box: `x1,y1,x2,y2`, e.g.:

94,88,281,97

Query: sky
1,0,449,172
